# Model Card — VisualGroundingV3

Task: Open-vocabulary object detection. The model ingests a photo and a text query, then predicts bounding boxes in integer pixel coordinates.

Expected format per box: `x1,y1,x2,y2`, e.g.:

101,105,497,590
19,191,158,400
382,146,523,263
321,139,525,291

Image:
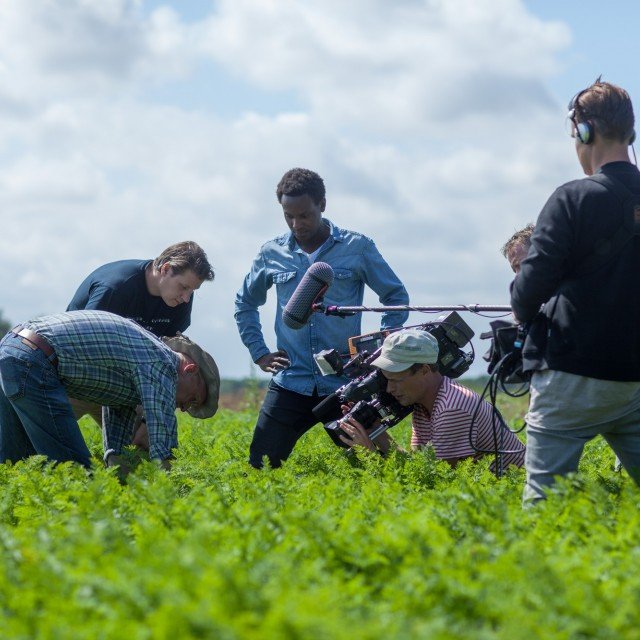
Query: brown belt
11,326,59,368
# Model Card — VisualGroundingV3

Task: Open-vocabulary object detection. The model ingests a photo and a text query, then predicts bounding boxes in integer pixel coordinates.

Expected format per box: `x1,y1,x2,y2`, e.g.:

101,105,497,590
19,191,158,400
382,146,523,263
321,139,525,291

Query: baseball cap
370,329,439,373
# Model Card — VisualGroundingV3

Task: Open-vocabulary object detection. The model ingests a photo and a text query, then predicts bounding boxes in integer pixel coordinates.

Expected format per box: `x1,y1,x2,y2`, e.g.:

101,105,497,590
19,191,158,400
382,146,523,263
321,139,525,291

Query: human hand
338,416,376,451
340,402,354,416
256,350,290,374
339,416,392,455
105,453,133,482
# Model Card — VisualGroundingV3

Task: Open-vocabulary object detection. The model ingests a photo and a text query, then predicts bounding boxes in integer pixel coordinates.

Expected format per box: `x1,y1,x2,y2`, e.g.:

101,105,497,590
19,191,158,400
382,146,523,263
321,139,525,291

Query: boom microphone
282,262,334,329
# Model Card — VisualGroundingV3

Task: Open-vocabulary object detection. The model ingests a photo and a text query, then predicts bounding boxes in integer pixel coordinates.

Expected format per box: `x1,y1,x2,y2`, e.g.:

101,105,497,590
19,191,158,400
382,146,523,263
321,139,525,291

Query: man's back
512,161,640,380
26,310,178,407
512,78,640,502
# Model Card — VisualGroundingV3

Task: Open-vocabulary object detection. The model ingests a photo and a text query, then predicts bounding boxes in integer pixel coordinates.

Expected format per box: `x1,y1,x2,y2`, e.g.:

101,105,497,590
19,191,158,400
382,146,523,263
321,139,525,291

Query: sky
0,0,638,380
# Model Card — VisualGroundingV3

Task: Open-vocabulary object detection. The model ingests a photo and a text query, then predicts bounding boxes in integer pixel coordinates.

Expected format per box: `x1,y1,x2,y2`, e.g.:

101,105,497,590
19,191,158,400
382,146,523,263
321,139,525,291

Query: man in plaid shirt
0,310,219,471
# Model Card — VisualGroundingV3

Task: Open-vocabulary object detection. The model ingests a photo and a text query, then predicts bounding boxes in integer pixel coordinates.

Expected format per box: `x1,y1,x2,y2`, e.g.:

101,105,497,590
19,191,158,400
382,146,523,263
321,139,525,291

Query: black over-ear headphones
567,89,594,144
568,88,636,145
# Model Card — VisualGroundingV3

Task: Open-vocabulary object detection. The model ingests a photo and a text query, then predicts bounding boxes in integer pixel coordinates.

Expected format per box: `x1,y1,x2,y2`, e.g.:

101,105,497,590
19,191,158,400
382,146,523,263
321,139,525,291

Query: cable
468,352,528,478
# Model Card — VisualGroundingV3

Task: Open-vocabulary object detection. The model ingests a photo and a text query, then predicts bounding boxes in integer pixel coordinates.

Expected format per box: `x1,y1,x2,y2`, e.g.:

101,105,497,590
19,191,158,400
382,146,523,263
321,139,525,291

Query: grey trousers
524,369,640,503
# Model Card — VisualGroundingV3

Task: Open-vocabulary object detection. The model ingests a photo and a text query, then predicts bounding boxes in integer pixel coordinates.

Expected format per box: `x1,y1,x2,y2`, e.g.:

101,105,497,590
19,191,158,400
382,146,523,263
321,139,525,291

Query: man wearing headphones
511,78,640,502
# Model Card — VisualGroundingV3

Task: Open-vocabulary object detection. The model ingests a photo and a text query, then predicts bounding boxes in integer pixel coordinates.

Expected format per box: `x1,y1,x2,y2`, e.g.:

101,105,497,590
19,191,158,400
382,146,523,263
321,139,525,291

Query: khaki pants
69,397,102,426
68,397,149,451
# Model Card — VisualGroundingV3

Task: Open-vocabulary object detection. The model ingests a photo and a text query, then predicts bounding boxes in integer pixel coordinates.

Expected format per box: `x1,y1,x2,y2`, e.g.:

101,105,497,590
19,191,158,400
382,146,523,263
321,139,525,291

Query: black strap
573,173,640,276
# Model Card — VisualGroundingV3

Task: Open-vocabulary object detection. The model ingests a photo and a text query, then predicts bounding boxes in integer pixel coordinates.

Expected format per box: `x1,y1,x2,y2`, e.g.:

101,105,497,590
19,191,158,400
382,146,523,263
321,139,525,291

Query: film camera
312,312,475,444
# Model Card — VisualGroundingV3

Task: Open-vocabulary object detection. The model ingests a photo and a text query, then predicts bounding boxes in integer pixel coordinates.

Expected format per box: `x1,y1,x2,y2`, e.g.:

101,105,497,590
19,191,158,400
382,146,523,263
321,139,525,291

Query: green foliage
0,398,639,639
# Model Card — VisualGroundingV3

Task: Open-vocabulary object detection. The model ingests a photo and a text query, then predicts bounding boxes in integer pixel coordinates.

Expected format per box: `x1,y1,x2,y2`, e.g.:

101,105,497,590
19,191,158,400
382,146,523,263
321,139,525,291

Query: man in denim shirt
235,168,409,468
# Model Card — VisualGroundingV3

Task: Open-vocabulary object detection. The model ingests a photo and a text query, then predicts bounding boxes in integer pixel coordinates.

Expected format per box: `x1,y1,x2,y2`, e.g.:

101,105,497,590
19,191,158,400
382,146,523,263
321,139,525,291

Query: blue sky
0,0,638,379
524,0,639,104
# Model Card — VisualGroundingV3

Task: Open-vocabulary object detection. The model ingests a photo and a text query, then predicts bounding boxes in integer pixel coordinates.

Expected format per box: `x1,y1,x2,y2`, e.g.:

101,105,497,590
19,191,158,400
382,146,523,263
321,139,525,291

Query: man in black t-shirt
67,241,215,446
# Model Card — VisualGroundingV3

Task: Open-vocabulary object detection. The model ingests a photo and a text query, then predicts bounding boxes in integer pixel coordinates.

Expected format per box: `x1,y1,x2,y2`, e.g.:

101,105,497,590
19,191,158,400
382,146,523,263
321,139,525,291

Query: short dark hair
153,241,214,281
408,362,438,374
573,77,635,143
276,168,326,205
501,223,535,259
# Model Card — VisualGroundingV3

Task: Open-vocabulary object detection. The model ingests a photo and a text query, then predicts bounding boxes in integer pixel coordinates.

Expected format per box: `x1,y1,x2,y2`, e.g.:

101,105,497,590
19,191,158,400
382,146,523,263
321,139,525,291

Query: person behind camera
511,78,640,503
339,329,525,467
235,167,409,469
502,224,535,274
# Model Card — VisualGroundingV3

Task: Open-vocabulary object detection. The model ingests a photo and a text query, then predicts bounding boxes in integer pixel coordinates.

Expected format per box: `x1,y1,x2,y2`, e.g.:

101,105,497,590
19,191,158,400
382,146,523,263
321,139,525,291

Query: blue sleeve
359,239,410,329
234,250,272,363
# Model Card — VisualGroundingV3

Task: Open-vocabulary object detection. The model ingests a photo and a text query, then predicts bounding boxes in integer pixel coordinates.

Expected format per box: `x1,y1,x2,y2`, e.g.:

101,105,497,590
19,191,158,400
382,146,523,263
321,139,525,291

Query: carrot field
0,391,638,639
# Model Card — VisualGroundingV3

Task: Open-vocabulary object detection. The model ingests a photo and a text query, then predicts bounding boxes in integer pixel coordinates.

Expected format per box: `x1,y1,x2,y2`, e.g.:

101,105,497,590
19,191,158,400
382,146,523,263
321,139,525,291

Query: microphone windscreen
282,262,334,329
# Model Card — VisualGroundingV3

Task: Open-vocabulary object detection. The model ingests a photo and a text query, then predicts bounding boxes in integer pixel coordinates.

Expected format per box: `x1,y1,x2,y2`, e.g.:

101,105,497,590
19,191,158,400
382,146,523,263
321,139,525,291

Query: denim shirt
235,219,409,395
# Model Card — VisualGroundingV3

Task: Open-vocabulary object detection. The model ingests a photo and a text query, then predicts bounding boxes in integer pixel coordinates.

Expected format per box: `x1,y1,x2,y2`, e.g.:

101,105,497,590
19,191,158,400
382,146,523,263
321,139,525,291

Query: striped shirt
410,377,525,468
24,310,180,460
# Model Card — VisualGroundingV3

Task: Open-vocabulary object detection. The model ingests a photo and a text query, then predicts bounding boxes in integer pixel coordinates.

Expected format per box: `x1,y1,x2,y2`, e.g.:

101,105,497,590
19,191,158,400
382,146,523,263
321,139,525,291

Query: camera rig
312,311,475,443
308,303,526,477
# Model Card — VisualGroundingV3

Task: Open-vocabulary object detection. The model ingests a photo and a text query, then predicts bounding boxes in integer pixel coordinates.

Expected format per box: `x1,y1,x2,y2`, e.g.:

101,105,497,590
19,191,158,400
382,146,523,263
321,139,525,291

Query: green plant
0,396,637,639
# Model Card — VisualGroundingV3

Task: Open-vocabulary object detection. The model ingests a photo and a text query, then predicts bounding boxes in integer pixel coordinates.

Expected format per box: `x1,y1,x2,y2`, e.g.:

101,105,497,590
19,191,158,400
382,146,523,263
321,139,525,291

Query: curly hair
572,77,635,143
501,223,535,259
153,241,214,281
276,168,326,205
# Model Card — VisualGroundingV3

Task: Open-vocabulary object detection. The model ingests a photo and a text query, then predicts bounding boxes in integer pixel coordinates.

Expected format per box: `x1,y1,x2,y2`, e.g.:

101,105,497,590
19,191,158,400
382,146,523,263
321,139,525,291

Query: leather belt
11,326,59,368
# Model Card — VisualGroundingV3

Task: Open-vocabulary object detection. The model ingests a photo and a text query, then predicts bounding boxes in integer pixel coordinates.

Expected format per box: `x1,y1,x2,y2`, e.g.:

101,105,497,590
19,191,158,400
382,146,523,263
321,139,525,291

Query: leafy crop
0,396,638,639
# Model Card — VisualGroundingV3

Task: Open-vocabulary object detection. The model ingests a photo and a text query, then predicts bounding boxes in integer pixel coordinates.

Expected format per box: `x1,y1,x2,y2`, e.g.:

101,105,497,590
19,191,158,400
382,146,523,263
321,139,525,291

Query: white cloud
196,0,570,135
0,0,580,379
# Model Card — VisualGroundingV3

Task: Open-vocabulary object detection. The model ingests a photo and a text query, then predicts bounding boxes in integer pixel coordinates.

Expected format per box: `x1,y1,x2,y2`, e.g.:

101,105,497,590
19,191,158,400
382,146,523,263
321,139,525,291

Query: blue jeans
0,333,91,467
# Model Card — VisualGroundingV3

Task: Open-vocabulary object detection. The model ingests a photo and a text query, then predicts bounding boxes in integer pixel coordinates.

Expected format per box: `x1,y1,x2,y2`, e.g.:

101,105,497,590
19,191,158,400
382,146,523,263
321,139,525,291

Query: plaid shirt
24,310,180,460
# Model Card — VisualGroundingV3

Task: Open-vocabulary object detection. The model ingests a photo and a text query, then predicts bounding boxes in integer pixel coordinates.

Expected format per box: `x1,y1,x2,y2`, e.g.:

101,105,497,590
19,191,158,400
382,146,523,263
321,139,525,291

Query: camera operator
339,329,525,468
502,224,534,274
511,78,640,503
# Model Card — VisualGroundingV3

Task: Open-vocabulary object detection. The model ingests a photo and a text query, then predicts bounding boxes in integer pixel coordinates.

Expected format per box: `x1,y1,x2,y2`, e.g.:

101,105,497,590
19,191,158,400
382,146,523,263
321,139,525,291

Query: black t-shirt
67,259,192,337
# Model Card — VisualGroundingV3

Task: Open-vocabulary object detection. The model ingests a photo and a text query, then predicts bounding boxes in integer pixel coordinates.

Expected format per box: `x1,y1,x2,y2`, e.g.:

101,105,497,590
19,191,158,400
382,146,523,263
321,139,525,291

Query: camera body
313,311,474,445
